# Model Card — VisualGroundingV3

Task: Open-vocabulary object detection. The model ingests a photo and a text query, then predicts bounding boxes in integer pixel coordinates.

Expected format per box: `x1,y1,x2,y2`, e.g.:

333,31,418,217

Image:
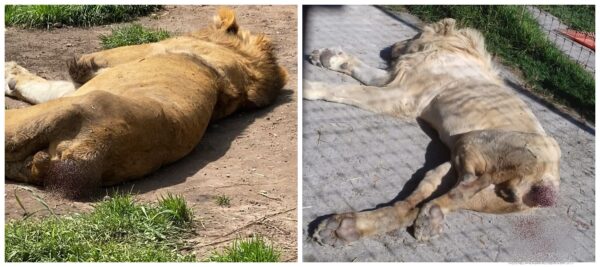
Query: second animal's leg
312,162,453,246
5,62,76,104
308,47,391,86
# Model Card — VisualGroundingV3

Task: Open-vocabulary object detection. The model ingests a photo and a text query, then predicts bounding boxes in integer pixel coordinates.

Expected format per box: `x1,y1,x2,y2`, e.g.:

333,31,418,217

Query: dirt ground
4,5,298,261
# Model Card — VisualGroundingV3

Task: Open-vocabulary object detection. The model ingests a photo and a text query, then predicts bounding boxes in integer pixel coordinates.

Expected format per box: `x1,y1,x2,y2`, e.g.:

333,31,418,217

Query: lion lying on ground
5,8,287,198
304,18,561,246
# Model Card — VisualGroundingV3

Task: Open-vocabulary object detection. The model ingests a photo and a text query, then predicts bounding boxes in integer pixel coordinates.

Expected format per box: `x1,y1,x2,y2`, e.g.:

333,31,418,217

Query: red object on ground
559,29,595,51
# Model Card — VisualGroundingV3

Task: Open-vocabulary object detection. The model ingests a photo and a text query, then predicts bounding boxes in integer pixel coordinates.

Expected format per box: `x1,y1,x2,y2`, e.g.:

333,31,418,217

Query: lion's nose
524,185,557,207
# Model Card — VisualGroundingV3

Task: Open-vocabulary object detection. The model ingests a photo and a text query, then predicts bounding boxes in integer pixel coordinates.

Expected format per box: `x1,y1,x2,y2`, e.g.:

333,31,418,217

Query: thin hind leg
308,47,391,86
312,162,453,246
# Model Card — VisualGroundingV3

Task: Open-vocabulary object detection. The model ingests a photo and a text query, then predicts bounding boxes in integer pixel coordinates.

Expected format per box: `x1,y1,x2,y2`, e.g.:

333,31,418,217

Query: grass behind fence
5,193,195,262
537,5,595,32
5,5,160,28
394,5,595,122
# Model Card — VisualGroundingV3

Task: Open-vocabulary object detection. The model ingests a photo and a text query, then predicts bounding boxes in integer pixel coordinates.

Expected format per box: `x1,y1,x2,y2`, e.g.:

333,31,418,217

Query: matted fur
305,18,561,246
5,8,288,198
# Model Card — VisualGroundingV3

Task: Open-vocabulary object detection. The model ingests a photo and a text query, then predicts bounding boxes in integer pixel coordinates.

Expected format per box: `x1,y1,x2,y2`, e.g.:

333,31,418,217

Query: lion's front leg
308,47,391,86
413,172,492,241
5,61,76,104
312,162,452,246
314,207,420,246
5,92,111,198
413,183,534,241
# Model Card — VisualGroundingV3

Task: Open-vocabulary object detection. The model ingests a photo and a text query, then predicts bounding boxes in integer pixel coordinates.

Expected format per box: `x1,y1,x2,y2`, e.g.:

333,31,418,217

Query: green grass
215,195,232,207
386,5,595,122
100,24,170,49
207,236,281,262
5,5,160,28
537,5,595,32
5,193,196,262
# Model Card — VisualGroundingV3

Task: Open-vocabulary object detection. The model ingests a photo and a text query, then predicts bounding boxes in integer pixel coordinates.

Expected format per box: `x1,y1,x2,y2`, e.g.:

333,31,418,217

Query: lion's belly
61,54,220,185
420,83,545,147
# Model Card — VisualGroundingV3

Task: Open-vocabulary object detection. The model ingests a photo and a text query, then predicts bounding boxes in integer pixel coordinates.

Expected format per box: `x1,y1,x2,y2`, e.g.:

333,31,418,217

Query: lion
5,8,288,198
304,18,561,246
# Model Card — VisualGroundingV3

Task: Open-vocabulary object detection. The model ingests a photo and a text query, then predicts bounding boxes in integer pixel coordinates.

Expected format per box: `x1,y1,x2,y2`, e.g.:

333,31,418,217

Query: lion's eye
496,186,517,203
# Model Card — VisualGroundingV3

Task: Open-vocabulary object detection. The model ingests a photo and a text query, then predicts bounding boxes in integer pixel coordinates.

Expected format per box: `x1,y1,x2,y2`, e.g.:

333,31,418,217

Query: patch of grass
386,5,595,122
207,236,281,262
215,195,231,207
5,5,161,28
100,24,170,49
537,5,595,32
5,193,196,262
158,194,193,224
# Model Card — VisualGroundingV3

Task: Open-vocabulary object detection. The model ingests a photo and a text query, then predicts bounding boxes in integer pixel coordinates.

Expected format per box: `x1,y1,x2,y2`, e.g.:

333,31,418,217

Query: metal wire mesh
524,6,594,73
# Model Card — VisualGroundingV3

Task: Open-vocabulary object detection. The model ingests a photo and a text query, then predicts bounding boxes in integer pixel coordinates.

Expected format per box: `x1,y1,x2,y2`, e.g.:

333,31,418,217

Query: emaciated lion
304,18,561,245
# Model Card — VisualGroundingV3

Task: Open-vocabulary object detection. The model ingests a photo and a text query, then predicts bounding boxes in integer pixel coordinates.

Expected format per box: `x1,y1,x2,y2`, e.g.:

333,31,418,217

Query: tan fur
305,18,561,245
5,8,288,198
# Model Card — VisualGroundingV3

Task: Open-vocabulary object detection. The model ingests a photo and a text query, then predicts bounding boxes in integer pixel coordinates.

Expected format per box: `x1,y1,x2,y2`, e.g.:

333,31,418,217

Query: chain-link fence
525,6,595,73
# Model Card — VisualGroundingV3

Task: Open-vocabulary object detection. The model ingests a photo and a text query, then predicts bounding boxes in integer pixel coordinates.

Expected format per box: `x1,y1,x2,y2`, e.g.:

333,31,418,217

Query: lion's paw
5,62,20,96
312,213,361,247
308,48,352,74
413,204,444,241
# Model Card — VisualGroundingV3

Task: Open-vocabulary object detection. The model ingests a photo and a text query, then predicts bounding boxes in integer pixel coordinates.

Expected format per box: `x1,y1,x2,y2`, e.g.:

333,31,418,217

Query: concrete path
526,6,595,72
302,5,594,262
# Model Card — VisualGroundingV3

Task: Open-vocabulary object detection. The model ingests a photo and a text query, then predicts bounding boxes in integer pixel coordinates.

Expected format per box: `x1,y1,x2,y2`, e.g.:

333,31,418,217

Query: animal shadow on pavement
307,118,457,240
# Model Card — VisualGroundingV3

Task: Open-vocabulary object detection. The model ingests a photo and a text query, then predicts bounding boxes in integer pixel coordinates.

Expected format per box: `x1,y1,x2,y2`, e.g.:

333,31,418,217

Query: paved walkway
303,5,595,262
526,6,595,72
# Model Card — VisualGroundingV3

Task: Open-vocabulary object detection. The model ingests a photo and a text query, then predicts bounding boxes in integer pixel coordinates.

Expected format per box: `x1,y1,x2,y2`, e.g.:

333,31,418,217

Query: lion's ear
425,18,456,36
214,7,239,34
439,18,456,35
